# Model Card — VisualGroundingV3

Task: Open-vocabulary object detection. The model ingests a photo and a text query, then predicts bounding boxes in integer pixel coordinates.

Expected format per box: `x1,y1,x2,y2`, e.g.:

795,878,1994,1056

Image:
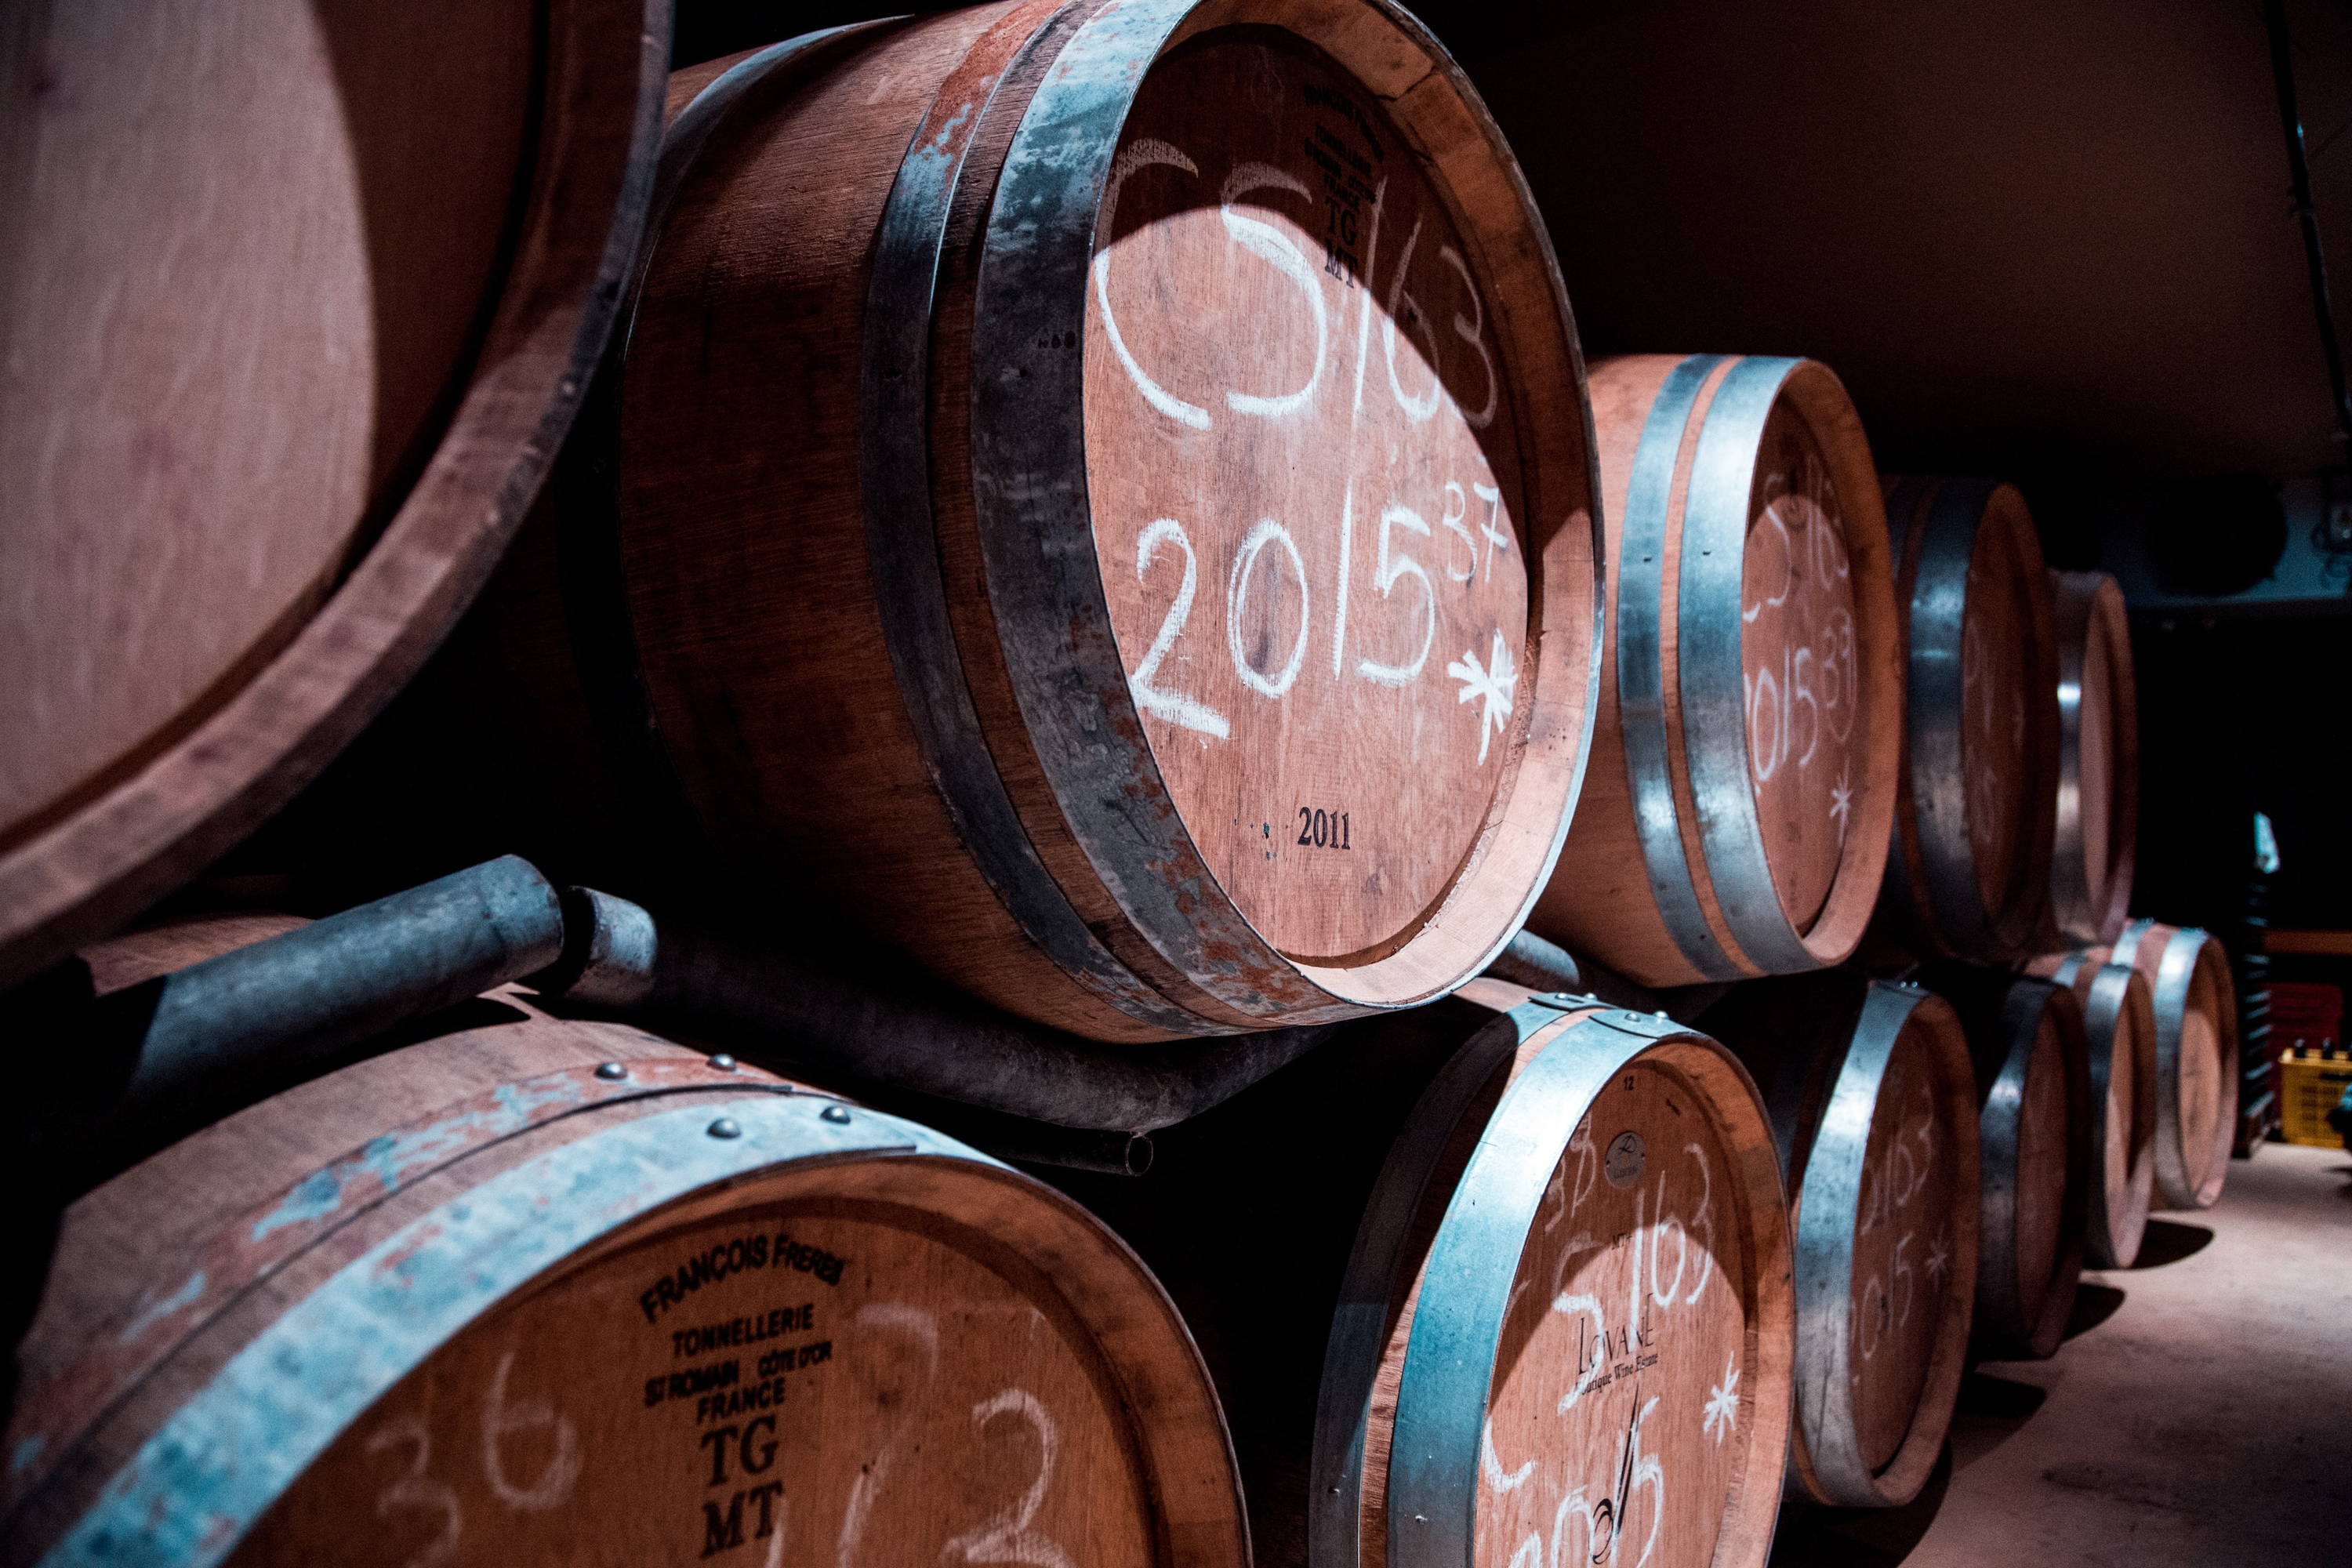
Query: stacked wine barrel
0,0,668,991
1701,974,1979,1508
1936,975,2091,1361
1054,982,1795,1566
2044,572,2138,947
500,0,1604,1044
1871,479,2062,964
2,920,1245,1568
2043,922,2238,1211
1532,355,1903,986
2022,950,2159,1268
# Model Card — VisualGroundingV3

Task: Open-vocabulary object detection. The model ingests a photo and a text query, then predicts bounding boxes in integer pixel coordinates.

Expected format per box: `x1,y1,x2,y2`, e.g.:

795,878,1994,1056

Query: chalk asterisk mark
1702,1356,1741,1446
1926,1233,1950,1287
1447,630,1518,764
1829,762,1853,843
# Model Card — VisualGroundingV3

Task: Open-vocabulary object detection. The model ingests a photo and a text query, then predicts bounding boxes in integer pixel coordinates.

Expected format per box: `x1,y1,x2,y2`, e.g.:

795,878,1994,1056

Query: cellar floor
1771,1140,2352,1567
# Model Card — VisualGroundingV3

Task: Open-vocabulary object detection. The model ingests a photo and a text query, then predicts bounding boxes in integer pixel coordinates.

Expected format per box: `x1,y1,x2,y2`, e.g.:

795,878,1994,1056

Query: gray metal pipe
546,903,1334,1134
25,856,569,1192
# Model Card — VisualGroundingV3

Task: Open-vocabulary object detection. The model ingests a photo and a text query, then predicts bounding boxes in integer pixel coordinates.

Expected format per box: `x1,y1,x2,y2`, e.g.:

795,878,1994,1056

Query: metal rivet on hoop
820,1105,853,1125
707,1117,743,1140
708,1053,739,1072
594,1062,629,1081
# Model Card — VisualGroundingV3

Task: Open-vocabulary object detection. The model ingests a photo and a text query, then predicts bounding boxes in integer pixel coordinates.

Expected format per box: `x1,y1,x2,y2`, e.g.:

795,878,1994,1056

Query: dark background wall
670,0,2352,935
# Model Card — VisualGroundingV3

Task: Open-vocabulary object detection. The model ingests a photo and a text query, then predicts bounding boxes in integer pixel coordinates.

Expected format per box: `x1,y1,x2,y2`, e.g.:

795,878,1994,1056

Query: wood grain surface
591,0,1598,1041
1087,31,1532,962
0,0,668,989
5,919,1243,1568
1535,354,1899,987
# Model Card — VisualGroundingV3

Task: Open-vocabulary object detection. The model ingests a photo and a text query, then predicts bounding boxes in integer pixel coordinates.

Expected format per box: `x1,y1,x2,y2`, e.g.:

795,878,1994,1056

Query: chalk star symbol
1926,1234,1950,1286
1829,763,1853,843
1447,629,1518,764
1702,1356,1741,1446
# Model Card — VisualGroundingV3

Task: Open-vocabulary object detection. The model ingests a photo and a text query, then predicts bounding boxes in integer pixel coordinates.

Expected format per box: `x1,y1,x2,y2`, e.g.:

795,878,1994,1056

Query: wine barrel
2023,952,2158,1268
2,922,1244,1568
2045,572,2138,946
1700,973,1979,1508
1531,354,1902,987
0,0,670,990
2098,921,2237,1210
1871,479,2061,963
1057,982,1794,1567
542,0,1603,1045
1944,976,2090,1361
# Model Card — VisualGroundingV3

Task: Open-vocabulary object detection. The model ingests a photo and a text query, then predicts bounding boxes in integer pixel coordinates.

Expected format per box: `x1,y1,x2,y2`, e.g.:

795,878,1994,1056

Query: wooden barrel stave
3,920,1244,1568
1057,982,1795,1567
2094,920,2238,1210
498,0,1604,1045
1534,354,1902,989
0,0,670,991
2045,572,2138,947
1872,479,2062,963
2023,952,2158,1268
1701,973,1980,1508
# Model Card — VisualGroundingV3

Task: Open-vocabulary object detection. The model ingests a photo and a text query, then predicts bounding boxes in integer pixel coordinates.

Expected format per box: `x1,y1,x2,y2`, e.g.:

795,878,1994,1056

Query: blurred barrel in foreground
554,0,1602,1043
2,921,1244,1567
1946,976,2090,1360
2024,952,2158,1268
0,0,669,989
1871,479,2060,963
2045,572,2138,946
1058,982,1794,1567
1704,974,1978,1508
1534,354,1901,987
2096,921,2237,1210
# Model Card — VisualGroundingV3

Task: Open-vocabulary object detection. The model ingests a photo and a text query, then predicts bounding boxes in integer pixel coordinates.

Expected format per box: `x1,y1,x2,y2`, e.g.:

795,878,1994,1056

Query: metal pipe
2263,0,2352,451
20,856,568,1192
546,904,1334,1134
1483,928,1682,1018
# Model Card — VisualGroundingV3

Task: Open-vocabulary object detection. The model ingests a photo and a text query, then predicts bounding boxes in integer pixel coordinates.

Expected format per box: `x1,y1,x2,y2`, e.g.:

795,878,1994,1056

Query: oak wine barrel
0,0,670,990
1942,975,2090,1361
1532,354,1902,988
2044,572,2138,947
542,0,1602,1044
2,920,1244,1568
2096,921,2236,1210
1871,479,2061,963
1058,981,1794,1567
1700,973,1979,1508
2024,952,2158,1268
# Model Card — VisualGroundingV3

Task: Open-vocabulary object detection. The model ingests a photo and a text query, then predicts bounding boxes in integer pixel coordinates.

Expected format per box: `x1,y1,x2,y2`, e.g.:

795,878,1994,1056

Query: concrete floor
1772,1142,2352,1567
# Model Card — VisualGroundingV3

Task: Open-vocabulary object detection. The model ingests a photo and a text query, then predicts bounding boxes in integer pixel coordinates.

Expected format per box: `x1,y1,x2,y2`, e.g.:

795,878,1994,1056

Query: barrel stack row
2,0,2202,1566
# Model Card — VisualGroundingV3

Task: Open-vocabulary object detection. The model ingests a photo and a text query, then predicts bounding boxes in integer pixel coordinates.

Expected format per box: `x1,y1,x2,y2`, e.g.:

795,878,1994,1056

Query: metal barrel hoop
856,0,1217,1036
1305,1000,1564,1568
1679,354,1822,975
1618,354,1747,982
